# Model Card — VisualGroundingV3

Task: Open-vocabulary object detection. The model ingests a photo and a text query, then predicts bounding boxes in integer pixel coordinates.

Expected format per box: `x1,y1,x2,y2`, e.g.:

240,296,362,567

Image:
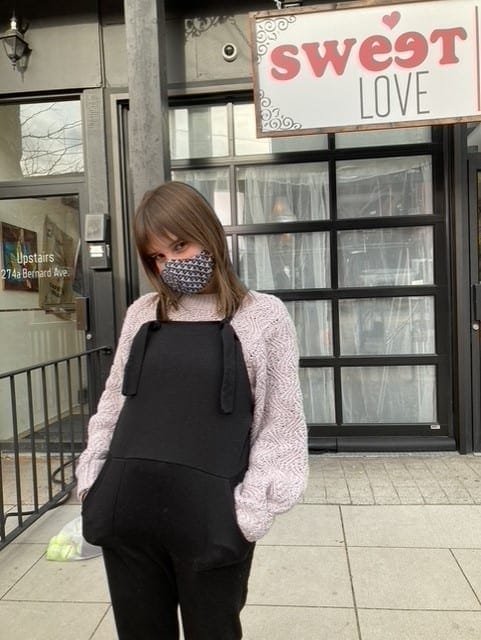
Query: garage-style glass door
169,99,452,451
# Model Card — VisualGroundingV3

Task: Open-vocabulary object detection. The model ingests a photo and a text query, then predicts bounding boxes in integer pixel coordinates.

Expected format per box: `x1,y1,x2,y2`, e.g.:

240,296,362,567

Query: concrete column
124,0,170,207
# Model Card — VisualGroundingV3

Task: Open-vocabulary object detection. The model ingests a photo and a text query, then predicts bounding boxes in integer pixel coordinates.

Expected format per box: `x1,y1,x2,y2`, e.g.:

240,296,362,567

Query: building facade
0,0,480,453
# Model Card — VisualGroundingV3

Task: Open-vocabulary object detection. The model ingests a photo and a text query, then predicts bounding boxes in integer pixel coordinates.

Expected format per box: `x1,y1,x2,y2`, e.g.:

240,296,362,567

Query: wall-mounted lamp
0,14,31,73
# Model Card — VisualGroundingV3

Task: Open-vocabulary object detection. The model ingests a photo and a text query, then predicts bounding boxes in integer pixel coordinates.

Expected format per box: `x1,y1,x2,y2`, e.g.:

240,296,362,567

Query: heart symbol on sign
382,11,401,29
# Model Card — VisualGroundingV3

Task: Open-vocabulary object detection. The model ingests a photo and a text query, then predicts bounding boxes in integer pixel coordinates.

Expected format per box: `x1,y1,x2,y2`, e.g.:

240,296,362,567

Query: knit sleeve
234,300,309,541
75,295,155,497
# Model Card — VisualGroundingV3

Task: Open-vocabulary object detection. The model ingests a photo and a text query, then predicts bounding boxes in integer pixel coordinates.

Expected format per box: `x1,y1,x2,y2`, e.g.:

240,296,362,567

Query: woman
76,181,308,640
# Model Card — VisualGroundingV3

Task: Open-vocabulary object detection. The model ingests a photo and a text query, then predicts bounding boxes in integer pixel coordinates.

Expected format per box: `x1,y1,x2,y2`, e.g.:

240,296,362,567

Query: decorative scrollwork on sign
255,16,296,63
259,91,302,132
185,16,232,39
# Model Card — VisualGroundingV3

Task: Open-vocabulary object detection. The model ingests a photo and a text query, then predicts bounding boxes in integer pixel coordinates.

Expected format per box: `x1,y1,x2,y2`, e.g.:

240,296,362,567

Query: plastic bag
46,515,102,561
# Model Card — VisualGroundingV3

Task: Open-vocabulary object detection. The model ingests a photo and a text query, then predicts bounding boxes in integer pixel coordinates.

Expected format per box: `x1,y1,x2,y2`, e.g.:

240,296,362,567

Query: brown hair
133,181,248,320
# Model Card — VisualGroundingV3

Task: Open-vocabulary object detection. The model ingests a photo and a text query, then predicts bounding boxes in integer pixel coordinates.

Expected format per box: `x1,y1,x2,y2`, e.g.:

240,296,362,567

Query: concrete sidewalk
1,453,481,639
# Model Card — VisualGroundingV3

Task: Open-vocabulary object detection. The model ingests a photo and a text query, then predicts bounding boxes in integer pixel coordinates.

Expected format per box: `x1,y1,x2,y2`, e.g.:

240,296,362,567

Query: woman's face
147,233,204,273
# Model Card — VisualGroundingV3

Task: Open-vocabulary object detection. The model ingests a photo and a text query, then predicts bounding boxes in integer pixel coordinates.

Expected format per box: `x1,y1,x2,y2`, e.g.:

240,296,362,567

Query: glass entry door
0,193,86,447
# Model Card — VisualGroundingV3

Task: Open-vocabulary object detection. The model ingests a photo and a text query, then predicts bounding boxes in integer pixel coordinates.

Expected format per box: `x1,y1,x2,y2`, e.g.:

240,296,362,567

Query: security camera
222,43,238,62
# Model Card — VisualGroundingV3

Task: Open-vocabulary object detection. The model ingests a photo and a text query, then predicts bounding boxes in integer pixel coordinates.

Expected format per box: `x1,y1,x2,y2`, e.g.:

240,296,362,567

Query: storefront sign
250,0,481,135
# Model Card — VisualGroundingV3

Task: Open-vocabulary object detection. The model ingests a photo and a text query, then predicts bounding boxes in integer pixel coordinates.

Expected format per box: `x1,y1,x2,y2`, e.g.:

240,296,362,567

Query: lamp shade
0,16,29,68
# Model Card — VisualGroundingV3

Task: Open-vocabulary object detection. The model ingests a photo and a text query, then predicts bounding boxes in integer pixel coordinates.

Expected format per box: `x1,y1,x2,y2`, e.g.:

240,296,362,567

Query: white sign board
250,0,481,136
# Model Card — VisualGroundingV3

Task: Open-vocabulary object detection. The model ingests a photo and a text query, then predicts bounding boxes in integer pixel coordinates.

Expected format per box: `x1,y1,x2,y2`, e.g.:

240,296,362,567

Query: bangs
136,198,199,259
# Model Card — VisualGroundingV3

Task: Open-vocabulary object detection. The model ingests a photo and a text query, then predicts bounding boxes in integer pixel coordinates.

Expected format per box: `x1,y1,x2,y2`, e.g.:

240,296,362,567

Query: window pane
336,126,431,148
0,101,83,179
299,368,335,423
169,106,228,159
236,163,329,224
342,365,436,423
171,168,232,225
339,297,435,355
337,156,433,219
468,124,481,152
0,196,84,374
285,300,333,356
338,226,433,287
239,232,330,290
234,103,328,155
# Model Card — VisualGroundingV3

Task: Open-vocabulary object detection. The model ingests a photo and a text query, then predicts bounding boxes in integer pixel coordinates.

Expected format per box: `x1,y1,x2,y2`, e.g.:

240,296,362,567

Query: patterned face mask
159,250,214,294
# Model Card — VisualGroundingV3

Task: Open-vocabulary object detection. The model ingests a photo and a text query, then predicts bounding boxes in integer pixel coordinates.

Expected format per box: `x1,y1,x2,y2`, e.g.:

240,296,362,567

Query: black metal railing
0,346,112,550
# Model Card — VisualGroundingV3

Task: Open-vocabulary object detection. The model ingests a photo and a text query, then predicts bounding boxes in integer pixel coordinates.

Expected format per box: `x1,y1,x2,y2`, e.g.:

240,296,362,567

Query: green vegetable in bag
46,515,102,561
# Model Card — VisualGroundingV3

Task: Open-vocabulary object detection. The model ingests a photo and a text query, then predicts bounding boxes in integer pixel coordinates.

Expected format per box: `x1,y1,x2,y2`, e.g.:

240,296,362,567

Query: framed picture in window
1,222,39,292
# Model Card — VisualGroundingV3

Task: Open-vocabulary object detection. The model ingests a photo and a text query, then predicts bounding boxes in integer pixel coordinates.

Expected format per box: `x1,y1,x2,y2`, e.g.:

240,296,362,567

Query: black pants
102,542,254,640
83,459,255,640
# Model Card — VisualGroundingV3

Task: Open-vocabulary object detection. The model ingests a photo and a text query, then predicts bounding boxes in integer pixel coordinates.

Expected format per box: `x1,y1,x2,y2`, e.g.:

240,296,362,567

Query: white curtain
174,160,437,425
342,365,437,424
339,296,437,424
238,163,330,291
337,155,433,218
340,297,435,356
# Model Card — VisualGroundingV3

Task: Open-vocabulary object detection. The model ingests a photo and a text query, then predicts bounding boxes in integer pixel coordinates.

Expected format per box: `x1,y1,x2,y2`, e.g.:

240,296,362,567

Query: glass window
233,103,328,155
0,196,84,374
299,368,335,423
169,106,228,159
236,162,329,224
339,296,435,355
0,101,83,180
341,365,436,423
336,126,431,148
467,124,481,153
337,156,433,219
285,300,333,356
171,168,232,225
338,226,434,288
238,231,330,290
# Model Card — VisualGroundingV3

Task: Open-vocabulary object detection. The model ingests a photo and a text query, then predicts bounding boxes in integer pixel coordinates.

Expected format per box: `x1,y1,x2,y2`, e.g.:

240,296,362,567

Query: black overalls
82,318,255,640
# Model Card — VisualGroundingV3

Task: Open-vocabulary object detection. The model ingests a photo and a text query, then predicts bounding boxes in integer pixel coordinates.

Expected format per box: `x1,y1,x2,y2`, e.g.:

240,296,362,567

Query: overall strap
122,321,161,396
219,317,236,415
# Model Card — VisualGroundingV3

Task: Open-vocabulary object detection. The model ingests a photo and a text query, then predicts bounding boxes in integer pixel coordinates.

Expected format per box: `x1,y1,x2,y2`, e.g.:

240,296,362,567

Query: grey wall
0,2,102,93
0,3,259,96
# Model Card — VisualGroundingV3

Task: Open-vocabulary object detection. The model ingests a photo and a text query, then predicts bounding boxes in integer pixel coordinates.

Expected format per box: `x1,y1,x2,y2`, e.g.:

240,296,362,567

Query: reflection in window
169,106,228,159
0,101,84,179
337,156,433,219
339,297,435,355
239,232,330,290
171,168,232,225
299,368,335,423
342,365,436,423
285,300,333,357
0,197,85,446
0,196,83,374
338,226,433,287
236,163,329,224
233,103,328,155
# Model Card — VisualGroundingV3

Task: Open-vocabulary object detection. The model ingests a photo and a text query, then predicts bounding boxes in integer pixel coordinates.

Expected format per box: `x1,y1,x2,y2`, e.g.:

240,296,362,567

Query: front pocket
194,477,254,572
82,457,125,546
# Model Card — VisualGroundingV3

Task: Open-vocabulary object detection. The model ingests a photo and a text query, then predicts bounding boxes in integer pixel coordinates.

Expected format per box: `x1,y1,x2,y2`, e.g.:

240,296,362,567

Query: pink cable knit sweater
76,290,308,542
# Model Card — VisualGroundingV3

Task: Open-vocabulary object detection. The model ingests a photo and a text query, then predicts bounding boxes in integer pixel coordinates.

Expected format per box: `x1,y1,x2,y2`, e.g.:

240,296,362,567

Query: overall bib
82,318,255,640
